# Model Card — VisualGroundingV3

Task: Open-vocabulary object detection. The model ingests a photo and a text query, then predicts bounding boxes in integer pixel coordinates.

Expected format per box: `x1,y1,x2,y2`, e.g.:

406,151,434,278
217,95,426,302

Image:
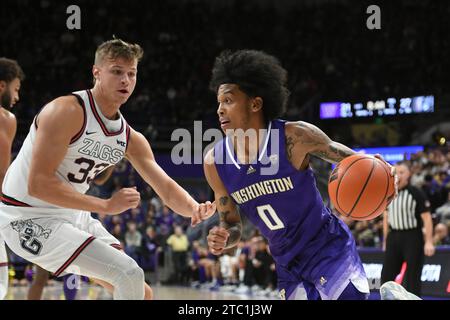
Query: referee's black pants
381,229,424,296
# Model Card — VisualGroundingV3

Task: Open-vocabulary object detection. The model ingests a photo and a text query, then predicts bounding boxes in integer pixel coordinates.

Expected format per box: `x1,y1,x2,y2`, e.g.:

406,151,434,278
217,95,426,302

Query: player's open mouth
220,120,230,128
118,89,128,94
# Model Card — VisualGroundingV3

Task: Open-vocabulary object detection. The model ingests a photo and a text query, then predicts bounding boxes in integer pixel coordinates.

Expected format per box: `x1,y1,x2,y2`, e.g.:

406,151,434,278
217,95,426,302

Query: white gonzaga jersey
1,89,130,210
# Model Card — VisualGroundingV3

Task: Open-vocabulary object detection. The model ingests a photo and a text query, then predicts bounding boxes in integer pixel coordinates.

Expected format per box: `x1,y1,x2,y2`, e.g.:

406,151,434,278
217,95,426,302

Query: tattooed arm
204,149,242,254
285,121,356,166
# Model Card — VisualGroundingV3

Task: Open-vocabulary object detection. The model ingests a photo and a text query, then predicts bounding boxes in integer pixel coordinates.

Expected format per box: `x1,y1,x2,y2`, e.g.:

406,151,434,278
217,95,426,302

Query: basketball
328,154,395,221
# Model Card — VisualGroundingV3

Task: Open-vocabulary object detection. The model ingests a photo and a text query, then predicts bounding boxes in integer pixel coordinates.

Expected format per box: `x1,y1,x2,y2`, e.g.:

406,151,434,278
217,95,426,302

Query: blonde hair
94,38,144,65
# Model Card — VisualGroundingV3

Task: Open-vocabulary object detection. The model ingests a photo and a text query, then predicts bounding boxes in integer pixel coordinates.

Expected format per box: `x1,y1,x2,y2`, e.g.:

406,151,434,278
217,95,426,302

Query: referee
381,161,435,296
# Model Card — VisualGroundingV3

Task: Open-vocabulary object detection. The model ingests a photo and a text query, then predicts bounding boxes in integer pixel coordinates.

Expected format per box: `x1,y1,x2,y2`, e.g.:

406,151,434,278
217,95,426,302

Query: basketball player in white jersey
0,57,24,300
0,39,215,300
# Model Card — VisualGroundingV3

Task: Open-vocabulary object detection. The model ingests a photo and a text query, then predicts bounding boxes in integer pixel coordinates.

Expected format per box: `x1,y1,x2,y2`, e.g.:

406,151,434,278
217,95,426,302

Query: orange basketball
328,154,395,221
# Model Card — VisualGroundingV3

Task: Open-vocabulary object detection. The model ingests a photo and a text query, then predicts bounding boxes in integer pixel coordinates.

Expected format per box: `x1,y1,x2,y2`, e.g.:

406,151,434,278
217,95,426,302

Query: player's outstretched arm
0,110,16,195
204,149,242,255
126,128,215,225
28,97,139,215
285,121,398,196
285,121,356,165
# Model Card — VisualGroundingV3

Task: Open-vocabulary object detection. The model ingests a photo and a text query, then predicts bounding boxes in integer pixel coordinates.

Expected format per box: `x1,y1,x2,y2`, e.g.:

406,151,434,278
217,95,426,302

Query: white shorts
0,210,121,277
0,236,7,267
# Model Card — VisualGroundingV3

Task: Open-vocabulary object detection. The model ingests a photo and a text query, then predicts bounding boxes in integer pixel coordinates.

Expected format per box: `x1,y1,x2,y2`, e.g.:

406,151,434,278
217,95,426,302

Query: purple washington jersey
214,119,369,300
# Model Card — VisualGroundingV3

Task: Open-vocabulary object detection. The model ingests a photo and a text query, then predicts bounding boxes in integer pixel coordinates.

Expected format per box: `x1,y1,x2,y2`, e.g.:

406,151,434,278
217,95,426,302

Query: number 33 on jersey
62,90,130,193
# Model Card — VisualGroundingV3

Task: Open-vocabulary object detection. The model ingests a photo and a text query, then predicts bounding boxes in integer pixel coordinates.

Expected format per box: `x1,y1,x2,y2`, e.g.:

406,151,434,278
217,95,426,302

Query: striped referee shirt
387,185,431,230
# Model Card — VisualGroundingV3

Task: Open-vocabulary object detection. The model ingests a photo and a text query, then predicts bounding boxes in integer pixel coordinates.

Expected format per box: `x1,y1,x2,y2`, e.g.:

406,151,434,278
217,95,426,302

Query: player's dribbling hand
191,201,216,227
207,226,229,255
104,187,140,215
374,154,399,202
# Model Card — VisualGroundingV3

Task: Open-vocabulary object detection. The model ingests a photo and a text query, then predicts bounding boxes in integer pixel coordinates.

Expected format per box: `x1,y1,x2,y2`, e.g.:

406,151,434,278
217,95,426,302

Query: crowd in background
3,0,450,151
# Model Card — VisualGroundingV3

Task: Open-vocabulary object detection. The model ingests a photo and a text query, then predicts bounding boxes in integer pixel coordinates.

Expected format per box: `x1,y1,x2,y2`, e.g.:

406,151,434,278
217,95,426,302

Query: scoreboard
353,145,424,164
320,95,434,120
330,145,424,169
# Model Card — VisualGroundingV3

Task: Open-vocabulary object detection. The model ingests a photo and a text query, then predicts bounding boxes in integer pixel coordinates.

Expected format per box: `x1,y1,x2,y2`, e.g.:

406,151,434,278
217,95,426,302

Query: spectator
124,221,143,261
157,206,175,234
196,245,220,289
422,174,446,213
141,226,161,273
111,224,125,247
433,223,450,246
166,226,190,285
435,191,450,225
252,237,274,296
188,241,202,285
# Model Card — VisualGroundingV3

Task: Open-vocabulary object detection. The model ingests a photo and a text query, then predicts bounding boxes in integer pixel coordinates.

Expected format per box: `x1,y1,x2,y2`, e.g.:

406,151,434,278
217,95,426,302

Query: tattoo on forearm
329,144,353,158
219,196,229,206
219,196,232,225
218,200,242,248
311,143,354,163
219,210,230,223
311,150,333,161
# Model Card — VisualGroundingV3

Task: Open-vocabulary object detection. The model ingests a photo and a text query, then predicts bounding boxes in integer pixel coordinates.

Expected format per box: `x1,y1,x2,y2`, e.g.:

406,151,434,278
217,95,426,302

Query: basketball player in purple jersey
205,50,398,300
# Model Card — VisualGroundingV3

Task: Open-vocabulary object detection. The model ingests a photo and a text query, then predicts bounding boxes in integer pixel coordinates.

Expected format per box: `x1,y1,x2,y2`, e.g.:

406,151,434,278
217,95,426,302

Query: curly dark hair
209,50,290,122
0,58,25,83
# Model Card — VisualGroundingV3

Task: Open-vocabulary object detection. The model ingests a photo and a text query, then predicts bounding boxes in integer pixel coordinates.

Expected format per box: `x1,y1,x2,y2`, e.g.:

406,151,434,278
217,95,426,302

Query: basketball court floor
4,284,277,300
4,285,448,300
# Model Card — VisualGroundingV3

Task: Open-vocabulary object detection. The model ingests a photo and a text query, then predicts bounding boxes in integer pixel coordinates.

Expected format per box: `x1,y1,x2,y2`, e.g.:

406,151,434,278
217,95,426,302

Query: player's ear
252,97,263,112
92,65,100,82
0,80,6,92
